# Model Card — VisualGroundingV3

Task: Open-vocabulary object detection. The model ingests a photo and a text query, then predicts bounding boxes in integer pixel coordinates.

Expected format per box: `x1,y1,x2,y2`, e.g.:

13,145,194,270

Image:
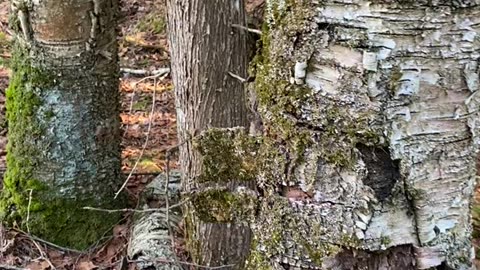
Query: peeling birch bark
246,1,480,269
128,172,182,270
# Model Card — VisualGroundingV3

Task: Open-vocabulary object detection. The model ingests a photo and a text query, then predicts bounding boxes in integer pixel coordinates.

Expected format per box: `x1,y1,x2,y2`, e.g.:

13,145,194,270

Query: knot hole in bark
357,144,400,201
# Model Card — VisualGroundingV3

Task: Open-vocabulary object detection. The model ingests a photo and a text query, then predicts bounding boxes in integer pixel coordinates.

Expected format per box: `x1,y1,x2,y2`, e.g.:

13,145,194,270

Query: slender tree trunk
167,0,251,268
244,1,480,269
0,0,125,250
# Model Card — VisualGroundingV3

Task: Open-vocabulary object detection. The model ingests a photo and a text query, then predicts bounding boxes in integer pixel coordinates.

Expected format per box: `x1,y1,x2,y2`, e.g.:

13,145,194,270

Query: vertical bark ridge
167,0,251,268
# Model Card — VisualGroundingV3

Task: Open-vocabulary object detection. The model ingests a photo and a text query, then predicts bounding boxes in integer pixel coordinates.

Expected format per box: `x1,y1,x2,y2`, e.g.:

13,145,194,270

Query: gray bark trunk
244,0,480,269
167,0,252,269
0,0,125,250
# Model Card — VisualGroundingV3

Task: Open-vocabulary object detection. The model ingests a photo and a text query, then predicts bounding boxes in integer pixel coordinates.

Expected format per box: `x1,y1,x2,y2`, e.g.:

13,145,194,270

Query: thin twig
231,24,262,35
82,199,188,213
121,67,170,77
24,193,57,269
86,214,130,255
132,69,170,86
0,168,161,176
0,265,27,270
122,80,137,138
128,259,235,270
228,72,248,83
124,35,166,51
13,228,84,254
26,189,33,234
115,73,168,198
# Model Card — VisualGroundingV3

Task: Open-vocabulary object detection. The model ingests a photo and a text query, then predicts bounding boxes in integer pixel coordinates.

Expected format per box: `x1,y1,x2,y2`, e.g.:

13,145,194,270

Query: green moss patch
0,43,124,250
191,189,257,223
188,128,261,223
194,128,261,184
1,46,53,223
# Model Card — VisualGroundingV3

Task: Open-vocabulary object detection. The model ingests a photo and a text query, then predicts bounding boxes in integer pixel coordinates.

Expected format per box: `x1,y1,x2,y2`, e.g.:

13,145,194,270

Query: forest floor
0,0,480,269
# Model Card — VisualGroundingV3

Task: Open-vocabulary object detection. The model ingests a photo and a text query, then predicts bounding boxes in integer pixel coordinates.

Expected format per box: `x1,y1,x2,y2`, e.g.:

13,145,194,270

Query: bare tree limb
231,24,262,35
120,67,170,77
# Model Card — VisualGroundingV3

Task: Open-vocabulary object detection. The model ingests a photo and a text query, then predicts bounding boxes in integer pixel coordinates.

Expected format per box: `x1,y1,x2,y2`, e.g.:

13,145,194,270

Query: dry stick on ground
26,189,56,270
115,72,169,199
13,228,84,254
87,215,129,254
0,265,28,270
124,35,166,51
121,67,170,77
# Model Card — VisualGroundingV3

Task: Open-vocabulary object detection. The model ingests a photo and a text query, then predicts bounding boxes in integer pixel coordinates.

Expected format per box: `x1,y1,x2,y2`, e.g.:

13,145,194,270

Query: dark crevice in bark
328,245,416,270
357,144,400,201
435,261,455,270
403,172,422,246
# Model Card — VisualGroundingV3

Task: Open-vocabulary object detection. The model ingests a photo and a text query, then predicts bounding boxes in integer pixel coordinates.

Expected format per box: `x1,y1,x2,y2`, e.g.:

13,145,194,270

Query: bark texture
242,0,480,269
0,0,125,249
167,0,252,268
128,172,182,270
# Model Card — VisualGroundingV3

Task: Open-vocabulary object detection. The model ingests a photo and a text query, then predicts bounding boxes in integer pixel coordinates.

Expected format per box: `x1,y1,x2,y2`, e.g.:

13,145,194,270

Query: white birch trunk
245,1,480,269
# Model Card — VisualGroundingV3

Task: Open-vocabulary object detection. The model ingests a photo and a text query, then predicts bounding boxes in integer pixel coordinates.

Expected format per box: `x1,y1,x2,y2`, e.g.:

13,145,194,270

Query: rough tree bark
128,172,182,270
167,0,252,268
242,1,480,269
0,0,125,249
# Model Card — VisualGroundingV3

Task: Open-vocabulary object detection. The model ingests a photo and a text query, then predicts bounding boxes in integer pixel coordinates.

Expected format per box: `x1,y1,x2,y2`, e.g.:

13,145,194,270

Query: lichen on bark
0,0,125,250
244,0,480,269
189,128,260,223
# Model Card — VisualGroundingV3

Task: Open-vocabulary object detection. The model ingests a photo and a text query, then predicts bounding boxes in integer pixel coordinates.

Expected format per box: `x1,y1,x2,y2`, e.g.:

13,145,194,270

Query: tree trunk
0,0,125,250
167,0,251,269
243,0,480,269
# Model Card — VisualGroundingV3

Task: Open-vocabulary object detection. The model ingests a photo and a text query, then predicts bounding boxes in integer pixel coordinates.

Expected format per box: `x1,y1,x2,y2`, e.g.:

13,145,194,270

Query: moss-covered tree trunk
243,0,480,269
0,0,125,250
167,0,252,269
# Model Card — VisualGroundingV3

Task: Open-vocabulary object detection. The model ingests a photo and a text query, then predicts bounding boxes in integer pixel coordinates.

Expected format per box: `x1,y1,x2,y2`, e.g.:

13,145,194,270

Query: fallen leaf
113,224,128,237
26,260,50,270
78,261,97,270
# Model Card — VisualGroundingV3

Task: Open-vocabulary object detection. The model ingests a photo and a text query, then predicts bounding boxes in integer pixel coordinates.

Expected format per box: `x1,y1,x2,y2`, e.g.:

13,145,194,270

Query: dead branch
0,265,28,270
228,72,248,83
13,228,85,254
120,67,170,77
82,199,188,213
124,36,165,51
231,24,262,35
26,190,56,270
